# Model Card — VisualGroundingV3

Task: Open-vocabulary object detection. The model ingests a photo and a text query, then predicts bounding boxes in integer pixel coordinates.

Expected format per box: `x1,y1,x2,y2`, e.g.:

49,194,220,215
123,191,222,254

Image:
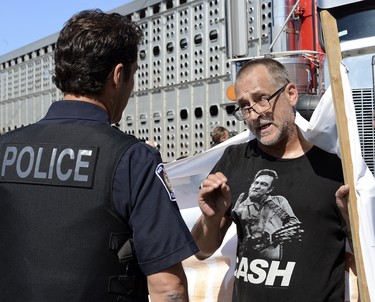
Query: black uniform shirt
37,100,198,275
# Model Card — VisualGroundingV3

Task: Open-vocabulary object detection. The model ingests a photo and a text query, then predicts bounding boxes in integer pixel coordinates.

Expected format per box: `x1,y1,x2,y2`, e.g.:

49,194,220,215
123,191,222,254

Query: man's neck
63,94,107,113
258,129,313,159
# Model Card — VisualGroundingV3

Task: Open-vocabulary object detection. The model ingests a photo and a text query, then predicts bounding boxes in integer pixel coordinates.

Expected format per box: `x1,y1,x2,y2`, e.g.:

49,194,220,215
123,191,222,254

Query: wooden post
320,10,370,302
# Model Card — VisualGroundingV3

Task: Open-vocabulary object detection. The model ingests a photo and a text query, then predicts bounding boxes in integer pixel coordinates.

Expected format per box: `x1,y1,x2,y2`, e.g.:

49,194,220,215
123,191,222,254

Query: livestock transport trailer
1,0,374,173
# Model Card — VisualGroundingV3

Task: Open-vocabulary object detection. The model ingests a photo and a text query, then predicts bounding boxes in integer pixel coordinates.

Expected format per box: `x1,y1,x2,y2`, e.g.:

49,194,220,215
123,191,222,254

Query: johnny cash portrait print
231,169,304,260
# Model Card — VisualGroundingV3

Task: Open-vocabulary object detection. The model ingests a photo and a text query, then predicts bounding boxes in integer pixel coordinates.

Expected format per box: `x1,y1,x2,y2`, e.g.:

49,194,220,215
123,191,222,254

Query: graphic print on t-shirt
231,169,304,260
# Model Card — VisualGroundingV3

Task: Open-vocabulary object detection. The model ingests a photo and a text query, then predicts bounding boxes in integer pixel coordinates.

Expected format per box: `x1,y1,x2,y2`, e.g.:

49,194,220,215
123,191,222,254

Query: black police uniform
0,101,198,302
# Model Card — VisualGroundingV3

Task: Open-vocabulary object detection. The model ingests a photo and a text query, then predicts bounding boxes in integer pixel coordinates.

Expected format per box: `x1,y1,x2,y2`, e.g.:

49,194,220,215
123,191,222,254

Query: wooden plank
320,10,370,302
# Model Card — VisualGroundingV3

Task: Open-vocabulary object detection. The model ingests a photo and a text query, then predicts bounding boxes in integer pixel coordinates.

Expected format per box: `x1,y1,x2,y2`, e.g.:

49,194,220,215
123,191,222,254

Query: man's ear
286,83,298,107
112,63,124,88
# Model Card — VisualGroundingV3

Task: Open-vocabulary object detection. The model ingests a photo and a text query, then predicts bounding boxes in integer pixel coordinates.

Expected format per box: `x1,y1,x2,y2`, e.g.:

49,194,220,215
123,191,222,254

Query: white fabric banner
165,64,375,301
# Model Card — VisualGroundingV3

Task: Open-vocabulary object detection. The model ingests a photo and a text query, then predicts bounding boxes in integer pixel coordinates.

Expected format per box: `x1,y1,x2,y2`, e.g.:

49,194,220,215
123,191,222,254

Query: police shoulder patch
155,163,176,201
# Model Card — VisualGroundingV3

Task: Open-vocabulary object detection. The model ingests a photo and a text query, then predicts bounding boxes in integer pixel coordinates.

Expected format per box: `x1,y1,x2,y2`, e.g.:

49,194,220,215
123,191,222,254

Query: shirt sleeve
112,142,198,275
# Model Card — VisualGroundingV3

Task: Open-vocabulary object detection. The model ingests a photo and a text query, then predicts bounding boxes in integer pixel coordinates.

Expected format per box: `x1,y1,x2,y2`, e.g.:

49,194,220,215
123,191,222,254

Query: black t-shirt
212,139,346,302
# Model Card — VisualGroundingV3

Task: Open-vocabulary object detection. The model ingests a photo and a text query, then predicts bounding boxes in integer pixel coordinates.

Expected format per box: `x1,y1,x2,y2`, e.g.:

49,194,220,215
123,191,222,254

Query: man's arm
191,172,232,260
335,184,351,245
335,184,350,227
192,214,232,260
147,263,188,302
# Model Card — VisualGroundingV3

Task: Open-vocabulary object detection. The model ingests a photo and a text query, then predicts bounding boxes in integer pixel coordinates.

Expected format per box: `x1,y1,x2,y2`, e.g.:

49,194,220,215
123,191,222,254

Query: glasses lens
255,99,271,114
232,85,285,121
233,109,244,121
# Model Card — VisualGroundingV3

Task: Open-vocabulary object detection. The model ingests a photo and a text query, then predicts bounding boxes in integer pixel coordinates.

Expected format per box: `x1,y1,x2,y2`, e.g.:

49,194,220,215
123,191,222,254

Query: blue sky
0,0,133,56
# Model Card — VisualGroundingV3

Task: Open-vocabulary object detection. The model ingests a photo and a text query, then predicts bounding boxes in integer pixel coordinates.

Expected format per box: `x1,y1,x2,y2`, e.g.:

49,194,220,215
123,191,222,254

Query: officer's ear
112,63,124,88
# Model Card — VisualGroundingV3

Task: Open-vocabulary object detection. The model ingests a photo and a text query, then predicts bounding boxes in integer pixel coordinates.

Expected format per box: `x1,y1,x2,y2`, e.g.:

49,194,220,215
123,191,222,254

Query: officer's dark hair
53,9,143,96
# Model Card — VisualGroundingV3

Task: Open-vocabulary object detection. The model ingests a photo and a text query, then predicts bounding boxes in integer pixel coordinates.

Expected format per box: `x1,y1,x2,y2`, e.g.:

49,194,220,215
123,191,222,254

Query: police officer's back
0,9,198,302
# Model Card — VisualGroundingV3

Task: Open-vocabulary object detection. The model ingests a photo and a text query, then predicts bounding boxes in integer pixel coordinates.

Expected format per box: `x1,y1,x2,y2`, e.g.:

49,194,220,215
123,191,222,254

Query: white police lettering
234,257,295,286
1,145,92,182
34,147,47,179
17,146,34,178
56,148,74,181
2,146,17,176
75,150,92,182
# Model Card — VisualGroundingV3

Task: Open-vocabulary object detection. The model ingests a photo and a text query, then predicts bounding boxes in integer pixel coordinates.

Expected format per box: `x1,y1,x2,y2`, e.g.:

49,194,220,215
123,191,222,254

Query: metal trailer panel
0,0,285,160
0,0,334,161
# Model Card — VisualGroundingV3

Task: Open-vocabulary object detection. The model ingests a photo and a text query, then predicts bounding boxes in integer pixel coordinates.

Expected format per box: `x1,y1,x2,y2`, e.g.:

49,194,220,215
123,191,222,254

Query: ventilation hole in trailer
209,105,219,117
194,34,203,45
153,4,160,14
139,50,146,60
166,42,174,53
225,105,236,115
180,109,188,120
166,0,173,9
194,107,203,118
139,9,146,19
180,38,188,50
209,29,218,41
153,46,160,56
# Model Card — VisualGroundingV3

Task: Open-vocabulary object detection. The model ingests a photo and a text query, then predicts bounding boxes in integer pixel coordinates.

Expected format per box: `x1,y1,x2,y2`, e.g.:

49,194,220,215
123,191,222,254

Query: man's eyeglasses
232,85,287,121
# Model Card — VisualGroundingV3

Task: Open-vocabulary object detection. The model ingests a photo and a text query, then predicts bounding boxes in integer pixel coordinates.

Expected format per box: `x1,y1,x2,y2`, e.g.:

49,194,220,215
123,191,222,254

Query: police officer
0,9,198,302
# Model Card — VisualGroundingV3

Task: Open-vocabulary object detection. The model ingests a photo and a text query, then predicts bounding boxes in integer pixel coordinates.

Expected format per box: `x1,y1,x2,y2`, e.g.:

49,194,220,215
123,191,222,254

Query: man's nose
247,108,263,122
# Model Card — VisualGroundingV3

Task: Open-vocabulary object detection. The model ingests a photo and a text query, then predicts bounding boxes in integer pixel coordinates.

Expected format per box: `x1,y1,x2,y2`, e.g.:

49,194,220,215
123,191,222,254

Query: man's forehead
236,70,272,96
